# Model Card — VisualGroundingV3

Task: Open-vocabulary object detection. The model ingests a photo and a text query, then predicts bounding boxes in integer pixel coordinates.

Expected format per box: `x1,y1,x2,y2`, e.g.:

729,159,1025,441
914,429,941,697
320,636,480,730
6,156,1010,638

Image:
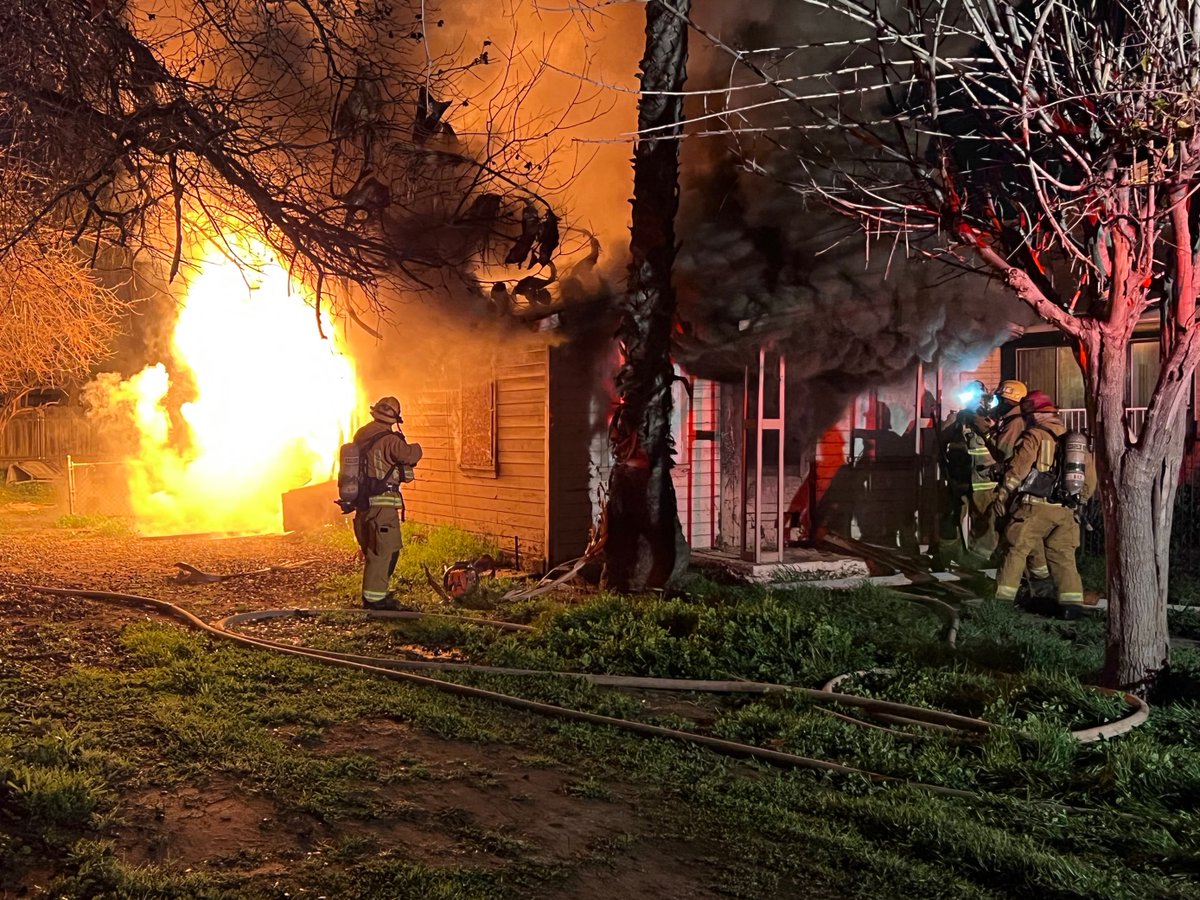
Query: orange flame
121,231,360,535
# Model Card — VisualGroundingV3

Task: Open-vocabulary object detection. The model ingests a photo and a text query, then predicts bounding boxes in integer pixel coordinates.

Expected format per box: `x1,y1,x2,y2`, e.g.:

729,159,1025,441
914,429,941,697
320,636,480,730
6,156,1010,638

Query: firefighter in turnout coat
988,380,1053,593
990,380,1031,461
941,382,1000,557
991,391,1094,619
353,397,423,610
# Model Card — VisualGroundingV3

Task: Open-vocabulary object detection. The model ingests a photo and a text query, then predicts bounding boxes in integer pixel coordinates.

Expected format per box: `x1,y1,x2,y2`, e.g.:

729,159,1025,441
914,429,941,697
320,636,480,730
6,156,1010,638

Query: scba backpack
1019,428,1093,507
336,431,415,514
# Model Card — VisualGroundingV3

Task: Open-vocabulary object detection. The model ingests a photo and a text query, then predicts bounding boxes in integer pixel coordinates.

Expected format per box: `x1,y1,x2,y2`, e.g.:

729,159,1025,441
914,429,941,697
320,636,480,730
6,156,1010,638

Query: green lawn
3,538,1200,898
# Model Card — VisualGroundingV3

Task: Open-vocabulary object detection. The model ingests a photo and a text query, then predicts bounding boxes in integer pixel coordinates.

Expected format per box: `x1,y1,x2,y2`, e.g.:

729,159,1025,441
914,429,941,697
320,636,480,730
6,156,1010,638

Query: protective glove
988,489,1009,523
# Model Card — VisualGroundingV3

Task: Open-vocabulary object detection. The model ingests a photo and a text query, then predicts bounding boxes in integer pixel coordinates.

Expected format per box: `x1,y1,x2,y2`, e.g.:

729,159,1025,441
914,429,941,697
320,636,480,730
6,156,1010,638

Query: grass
52,514,134,536
0,481,56,505
314,521,508,606
4,526,1200,897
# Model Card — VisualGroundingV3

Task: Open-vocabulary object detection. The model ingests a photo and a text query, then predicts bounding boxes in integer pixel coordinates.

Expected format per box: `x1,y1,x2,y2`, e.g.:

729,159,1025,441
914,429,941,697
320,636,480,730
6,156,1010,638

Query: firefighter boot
1025,574,1058,617
362,595,401,611
363,592,419,613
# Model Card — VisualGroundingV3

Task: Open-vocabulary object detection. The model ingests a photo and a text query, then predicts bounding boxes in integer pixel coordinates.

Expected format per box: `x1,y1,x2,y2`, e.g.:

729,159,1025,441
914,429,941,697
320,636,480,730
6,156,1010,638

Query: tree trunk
1088,328,1184,689
1100,472,1174,688
0,390,32,442
604,0,691,591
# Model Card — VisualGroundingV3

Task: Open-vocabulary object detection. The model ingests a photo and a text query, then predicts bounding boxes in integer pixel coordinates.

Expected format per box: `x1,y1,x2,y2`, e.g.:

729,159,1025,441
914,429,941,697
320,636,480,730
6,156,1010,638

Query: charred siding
547,342,610,565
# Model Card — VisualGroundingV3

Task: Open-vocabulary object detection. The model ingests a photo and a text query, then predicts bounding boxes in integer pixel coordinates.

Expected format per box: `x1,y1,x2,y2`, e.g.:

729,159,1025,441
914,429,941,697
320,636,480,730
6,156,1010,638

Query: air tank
1061,431,1089,499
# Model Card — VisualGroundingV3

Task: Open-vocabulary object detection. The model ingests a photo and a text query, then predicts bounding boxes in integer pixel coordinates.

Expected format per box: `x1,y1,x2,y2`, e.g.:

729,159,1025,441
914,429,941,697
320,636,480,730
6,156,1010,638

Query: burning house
0,0,1025,572
9,0,1195,579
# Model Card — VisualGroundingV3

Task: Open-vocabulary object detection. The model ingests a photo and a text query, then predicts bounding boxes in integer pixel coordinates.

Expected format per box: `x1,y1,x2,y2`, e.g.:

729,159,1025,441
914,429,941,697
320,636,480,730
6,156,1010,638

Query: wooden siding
400,346,550,569
957,347,1002,393
671,377,720,550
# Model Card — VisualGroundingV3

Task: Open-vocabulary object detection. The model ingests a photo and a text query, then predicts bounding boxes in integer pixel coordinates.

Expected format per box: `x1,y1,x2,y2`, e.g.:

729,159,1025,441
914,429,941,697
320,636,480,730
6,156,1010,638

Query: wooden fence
0,407,106,467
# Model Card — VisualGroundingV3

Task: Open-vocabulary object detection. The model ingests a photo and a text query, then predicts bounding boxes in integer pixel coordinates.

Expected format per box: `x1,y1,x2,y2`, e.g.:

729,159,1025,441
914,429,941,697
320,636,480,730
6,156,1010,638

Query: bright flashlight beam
957,389,980,407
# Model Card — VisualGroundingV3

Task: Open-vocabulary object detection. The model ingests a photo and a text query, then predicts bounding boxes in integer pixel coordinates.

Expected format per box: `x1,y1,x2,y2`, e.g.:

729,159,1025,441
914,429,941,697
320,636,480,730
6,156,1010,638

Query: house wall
695,338,1198,554
776,352,1005,547
957,348,1003,394
401,345,549,570
997,330,1200,479
692,381,722,549
670,376,719,550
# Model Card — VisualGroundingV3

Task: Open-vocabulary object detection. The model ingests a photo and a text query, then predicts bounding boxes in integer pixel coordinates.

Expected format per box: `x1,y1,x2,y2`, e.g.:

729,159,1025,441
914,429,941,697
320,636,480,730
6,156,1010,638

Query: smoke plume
667,4,1033,451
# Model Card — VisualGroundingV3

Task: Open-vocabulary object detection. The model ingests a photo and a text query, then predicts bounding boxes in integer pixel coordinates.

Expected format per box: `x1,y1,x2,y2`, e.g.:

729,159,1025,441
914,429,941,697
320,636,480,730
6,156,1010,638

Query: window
459,380,496,475
1128,341,1160,408
1015,346,1084,409
1016,340,1160,410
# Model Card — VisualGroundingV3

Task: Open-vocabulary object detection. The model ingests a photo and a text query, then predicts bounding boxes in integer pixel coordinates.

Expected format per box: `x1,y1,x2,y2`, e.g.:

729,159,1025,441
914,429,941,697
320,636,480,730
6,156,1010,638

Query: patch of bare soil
0,527,358,625
321,720,644,861
102,721,718,896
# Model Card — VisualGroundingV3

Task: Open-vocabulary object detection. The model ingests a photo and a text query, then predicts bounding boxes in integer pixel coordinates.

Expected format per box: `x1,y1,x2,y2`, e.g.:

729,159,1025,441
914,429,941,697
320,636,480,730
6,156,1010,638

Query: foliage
0,241,129,430
392,523,500,586
0,0,593,315
316,522,503,606
53,514,134,536
482,582,938,683
0,481,56,506
50,840,240,900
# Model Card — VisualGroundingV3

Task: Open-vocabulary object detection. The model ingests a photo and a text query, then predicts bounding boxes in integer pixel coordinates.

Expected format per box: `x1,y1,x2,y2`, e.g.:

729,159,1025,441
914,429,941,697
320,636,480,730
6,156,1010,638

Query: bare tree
687,0,1200,687
0,0,588,319
603,0,691,591
0,239,128,433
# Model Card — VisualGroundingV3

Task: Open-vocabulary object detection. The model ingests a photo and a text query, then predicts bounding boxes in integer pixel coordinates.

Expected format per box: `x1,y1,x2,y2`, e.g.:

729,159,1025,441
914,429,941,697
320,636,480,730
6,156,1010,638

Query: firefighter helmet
370,396,403,424
1020,390,1057,414
994,380,1028,405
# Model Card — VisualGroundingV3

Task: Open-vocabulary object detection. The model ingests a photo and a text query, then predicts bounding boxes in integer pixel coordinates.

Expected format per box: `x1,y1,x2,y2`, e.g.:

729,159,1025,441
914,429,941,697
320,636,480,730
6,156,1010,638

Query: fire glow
119,232,360,535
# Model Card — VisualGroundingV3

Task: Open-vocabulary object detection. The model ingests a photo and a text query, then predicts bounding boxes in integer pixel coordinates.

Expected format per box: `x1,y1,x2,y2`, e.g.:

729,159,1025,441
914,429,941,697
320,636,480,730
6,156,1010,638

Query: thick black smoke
671,4,1031,451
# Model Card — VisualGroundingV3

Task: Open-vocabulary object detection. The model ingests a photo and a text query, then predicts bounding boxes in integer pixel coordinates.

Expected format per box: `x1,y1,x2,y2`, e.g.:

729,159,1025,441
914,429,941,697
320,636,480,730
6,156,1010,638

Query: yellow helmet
994,380,1028,405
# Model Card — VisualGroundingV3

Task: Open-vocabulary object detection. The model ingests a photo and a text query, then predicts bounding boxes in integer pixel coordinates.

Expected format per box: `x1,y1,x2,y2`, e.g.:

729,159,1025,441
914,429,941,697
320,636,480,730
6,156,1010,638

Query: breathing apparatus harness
1012,425,1091,511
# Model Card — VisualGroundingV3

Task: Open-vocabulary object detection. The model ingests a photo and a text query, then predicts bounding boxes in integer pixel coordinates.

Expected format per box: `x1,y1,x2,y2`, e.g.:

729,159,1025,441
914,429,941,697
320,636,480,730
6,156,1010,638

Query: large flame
122,231,360,535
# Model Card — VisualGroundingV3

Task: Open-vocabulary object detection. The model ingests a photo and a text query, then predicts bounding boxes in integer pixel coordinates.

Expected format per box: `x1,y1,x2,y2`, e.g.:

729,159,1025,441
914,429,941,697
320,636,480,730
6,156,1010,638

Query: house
386,337,995,570
11,306,1192,571
655,323,1200,568
380,337,614,573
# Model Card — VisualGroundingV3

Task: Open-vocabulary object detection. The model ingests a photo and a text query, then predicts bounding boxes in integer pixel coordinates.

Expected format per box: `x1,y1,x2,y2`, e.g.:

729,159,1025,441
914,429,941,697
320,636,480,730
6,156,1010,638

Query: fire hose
17,584,1148,816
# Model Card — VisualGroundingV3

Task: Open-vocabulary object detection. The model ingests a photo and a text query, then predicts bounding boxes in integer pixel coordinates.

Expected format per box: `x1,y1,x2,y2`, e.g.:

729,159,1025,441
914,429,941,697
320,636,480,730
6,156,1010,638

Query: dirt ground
0,500,724,899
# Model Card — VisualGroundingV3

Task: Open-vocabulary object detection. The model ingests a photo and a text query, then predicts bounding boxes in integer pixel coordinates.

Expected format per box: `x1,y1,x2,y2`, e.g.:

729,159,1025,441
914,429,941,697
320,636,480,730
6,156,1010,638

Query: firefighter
352,396,423,611
990,379,1030,460
940,381,999,559
985,378,1054,595
990,391,1093,620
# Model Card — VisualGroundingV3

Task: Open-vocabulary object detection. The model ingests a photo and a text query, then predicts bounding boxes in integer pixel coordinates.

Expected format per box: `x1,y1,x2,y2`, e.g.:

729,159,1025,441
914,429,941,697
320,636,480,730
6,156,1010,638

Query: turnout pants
975,490,1048,576
995,500,1083,606
354,505,403,603
966,489,998,556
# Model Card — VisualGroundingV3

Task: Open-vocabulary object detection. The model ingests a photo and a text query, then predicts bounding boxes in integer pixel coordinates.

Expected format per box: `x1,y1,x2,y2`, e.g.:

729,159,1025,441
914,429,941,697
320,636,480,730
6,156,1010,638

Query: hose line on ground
14,584,1148,814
